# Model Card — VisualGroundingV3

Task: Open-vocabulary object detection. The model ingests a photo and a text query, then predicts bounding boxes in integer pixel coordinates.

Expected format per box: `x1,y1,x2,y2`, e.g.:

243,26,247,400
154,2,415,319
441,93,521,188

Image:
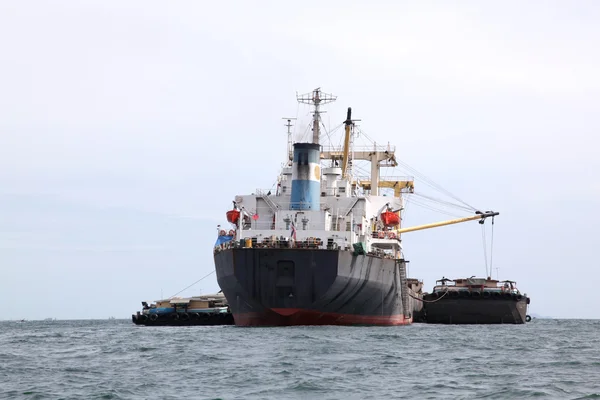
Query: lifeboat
226,209,240,224
380,211,400,227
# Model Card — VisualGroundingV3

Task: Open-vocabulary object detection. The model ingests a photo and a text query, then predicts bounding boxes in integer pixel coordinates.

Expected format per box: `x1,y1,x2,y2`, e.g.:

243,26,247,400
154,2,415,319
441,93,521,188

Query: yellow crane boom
396,211,499,234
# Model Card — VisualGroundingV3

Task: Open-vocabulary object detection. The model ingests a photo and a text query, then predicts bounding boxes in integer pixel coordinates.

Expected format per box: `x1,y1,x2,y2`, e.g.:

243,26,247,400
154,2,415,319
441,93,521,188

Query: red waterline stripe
233,308,411,326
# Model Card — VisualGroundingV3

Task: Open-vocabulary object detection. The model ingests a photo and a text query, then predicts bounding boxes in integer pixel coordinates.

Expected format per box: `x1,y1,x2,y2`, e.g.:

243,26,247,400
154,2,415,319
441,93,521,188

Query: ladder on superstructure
257,189,279,212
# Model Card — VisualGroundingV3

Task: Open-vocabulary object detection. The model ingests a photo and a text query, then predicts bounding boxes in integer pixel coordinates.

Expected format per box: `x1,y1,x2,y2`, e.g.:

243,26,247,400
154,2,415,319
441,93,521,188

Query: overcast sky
1,0,598,320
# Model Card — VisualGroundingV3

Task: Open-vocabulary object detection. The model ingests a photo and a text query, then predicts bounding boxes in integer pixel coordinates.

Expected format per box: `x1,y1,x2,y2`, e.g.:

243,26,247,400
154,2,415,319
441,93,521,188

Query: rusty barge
420,277,531,324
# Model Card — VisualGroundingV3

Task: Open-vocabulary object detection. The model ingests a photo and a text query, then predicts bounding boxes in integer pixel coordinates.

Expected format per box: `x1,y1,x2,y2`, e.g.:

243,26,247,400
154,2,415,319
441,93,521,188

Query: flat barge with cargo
132,291,234,326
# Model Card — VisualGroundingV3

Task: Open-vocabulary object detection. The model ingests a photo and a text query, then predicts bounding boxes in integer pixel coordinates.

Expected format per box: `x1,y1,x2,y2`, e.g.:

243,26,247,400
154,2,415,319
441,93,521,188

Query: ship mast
341,108,361,179
341,108,352,178
282,117,296,164
297,88,337,144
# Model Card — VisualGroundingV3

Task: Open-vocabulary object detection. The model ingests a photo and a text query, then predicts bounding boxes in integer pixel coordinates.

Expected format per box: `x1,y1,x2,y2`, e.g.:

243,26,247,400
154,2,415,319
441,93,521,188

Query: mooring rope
168,270,216,299
408,289,449,303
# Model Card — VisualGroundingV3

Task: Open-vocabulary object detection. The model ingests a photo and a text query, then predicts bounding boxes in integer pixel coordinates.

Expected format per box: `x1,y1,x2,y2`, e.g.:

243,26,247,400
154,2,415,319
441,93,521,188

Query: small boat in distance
421,277,531,324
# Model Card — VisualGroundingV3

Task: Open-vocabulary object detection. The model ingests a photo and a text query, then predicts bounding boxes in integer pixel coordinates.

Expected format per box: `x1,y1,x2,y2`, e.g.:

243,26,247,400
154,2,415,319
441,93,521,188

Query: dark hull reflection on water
1,319,599,399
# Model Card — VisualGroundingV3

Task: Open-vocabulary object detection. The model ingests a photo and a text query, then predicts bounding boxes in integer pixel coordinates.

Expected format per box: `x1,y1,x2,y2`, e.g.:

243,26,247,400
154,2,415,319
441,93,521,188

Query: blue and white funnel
290,143,321,210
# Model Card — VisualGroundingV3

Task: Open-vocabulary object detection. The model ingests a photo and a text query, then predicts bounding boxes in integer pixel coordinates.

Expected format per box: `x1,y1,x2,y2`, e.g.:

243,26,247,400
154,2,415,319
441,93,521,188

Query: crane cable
355,126,477,212
490,216,495,277
481,216,496,278
481,224,489,277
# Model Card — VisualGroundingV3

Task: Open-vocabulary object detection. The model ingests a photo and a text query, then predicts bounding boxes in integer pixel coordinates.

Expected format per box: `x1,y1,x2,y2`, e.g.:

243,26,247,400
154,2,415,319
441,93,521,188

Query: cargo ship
420,277,531,324
213,88,498,327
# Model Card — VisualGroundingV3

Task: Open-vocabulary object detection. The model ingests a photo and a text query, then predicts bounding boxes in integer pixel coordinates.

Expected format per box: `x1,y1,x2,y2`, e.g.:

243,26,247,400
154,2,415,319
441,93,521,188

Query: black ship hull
131,312,234,326
422,292,529,324
214,248,411,326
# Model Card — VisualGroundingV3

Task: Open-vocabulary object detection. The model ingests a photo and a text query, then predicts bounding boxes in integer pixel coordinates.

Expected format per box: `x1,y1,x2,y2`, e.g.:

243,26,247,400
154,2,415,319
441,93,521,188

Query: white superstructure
227,88,414,259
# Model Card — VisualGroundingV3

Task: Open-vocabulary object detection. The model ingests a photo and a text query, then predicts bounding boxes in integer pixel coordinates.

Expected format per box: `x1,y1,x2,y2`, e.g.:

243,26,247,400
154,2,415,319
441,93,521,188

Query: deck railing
321,143,396,154
353,176,414,183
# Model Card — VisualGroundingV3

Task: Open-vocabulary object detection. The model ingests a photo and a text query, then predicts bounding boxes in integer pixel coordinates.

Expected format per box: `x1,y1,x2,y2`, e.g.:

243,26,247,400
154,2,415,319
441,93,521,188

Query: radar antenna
296,88,337,144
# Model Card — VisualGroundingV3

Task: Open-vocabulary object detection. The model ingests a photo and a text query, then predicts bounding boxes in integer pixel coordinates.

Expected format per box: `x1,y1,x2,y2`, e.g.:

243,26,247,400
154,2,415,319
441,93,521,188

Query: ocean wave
1,320,600,399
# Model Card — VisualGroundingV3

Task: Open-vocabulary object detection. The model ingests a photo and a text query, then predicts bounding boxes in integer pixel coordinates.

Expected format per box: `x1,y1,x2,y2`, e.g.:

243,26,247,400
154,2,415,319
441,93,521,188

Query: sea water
1,319,599,399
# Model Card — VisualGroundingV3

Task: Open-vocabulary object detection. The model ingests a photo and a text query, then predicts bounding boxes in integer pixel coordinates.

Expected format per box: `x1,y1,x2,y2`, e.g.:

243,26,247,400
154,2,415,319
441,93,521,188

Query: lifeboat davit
226,209,240,224
380,211,400,227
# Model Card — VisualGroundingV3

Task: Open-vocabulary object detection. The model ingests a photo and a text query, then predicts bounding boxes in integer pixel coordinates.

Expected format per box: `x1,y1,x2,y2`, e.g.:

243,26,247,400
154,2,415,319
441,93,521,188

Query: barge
132,291,234,326
421,277,531,324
